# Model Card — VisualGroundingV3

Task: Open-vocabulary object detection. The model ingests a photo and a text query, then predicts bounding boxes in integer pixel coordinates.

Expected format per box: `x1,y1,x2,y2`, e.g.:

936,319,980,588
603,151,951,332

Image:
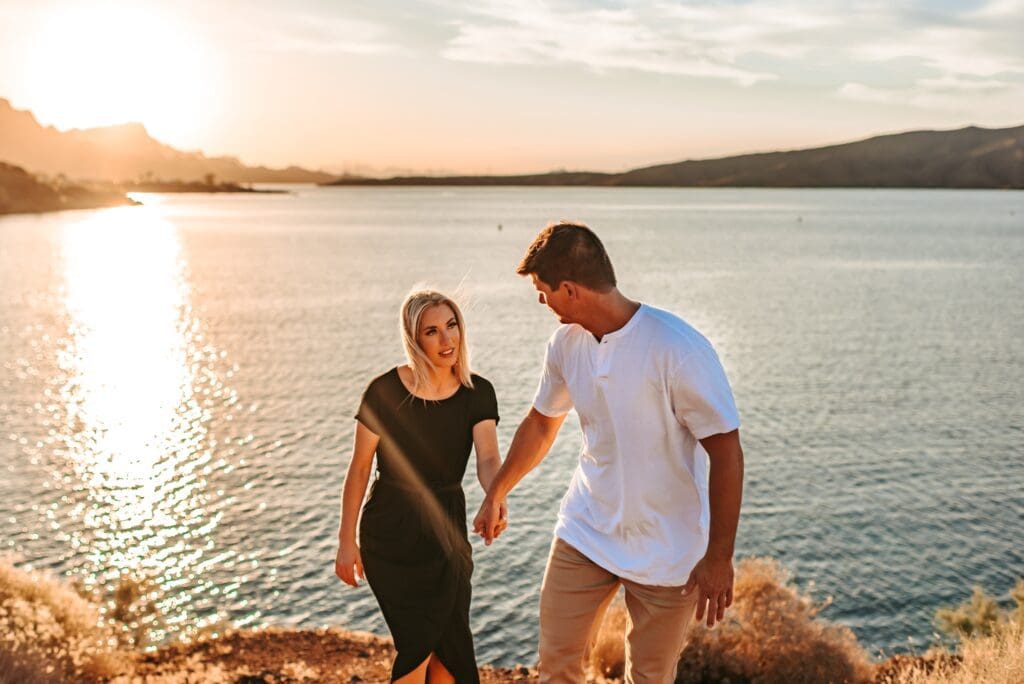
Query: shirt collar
597,303,646,344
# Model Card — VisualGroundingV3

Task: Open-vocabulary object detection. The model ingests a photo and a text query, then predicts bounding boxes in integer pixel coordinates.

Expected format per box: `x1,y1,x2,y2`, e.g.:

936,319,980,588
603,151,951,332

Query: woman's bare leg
426,654,456,684
394,654,431,684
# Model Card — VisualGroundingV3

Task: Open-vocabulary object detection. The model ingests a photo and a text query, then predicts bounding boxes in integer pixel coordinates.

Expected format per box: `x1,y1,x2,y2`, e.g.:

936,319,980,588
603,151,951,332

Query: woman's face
417,303,461,369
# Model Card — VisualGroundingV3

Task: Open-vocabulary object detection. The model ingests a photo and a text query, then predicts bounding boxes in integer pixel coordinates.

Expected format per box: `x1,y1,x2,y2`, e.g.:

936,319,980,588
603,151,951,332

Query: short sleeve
354,379,384,436
533,331,573,417
469,376,500,426
670,345,740,440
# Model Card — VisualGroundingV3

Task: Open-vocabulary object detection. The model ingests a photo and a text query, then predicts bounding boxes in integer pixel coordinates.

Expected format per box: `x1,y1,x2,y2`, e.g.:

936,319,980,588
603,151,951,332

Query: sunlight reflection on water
51,207,231,640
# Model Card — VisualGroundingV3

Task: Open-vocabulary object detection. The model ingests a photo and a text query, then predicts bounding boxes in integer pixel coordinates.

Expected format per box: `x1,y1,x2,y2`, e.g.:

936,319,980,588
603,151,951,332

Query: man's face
531,273,573,324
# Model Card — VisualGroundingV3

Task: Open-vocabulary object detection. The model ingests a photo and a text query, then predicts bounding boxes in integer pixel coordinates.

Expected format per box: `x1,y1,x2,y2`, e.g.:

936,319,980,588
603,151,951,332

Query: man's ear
562,281,578,300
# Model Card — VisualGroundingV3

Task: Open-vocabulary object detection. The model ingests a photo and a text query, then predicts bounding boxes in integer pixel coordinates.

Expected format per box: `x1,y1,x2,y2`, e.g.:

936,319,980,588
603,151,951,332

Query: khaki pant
538,538,698,684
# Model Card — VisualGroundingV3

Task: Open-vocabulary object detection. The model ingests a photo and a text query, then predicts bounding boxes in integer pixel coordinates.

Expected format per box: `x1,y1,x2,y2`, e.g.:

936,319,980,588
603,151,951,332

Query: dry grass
0,555,126,683
589,557,874,684
888,622,1024,684
588,596,629,681
935,579,1024,640
0,555,529,683
5,549,1021,684
889,578,1024,684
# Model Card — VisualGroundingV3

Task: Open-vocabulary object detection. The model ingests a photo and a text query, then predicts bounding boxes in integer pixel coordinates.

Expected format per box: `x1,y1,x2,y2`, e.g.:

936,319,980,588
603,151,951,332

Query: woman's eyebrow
447,317,457,325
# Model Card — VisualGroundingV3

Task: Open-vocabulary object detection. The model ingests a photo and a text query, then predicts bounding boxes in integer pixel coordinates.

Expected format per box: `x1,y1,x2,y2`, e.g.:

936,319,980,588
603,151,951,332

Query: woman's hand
335,540,365,587
474,496,509,544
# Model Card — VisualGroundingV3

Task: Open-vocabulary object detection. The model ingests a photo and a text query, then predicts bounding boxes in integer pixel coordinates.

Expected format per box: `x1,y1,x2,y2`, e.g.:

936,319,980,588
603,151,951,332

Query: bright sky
1,0,1022,174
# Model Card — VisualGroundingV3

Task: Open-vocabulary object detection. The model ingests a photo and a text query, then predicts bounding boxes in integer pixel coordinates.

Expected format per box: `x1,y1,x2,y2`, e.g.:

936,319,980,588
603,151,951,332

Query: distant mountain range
3,96,1021,189
0,98,333,184
327,125,1024,189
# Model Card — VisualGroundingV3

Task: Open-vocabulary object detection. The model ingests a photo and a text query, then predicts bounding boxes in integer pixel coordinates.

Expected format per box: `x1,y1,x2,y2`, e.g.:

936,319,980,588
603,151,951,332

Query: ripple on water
1,188,1023,665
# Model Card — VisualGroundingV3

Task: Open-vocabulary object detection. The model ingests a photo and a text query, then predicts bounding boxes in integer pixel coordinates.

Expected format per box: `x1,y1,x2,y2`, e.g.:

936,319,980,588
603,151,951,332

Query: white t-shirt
533,304,740,586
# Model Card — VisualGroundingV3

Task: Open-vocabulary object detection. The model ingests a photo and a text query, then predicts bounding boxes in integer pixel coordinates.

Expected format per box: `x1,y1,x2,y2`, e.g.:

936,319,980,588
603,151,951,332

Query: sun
23,2,216,146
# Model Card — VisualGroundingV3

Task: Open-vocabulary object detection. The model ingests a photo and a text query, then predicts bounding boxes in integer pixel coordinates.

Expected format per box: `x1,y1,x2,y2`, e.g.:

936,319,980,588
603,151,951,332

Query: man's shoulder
639,305,714,357
549,322,588,347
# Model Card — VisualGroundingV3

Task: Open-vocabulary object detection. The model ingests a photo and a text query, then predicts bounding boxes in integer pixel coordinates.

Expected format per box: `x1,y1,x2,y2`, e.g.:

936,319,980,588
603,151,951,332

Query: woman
335,289,506,684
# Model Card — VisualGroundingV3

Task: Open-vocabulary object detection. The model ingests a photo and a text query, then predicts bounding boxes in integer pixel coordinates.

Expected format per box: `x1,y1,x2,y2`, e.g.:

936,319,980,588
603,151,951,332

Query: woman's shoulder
469,373,496,395
363,367,402,397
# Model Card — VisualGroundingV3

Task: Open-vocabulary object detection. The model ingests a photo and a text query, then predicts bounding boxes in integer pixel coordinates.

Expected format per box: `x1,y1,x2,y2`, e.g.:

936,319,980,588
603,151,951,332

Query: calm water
1,187,1022,664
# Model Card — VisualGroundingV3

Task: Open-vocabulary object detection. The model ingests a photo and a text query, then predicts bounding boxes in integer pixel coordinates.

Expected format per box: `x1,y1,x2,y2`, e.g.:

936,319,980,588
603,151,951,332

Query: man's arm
473,407,566,544
682,428,744,627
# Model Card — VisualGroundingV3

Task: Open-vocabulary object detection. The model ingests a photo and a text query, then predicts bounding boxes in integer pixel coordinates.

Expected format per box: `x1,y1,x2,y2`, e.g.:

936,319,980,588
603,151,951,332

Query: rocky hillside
0,98,333,184
0,161,136,215
328,125,1024,189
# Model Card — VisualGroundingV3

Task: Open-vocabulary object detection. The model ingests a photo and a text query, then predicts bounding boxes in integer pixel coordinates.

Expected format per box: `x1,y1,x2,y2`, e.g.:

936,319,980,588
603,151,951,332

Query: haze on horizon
1,0,1022,176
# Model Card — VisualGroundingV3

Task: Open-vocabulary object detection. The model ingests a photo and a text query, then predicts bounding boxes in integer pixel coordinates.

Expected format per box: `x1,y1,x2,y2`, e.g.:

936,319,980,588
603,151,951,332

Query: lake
1,186,1022,664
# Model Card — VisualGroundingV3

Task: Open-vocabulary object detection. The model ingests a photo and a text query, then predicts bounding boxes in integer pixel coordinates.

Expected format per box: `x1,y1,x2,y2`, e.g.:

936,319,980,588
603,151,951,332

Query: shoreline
0,161,291,217
120,180,287,194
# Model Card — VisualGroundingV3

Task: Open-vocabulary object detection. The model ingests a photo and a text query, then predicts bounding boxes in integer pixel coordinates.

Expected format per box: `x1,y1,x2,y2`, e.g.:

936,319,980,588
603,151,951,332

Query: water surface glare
1,187,1022,664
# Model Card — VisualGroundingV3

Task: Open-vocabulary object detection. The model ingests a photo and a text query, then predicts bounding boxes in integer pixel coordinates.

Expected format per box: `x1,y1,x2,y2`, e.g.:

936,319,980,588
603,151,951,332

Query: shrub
894,578,1024,684
589,595,628,680
891,621,1024,684
935,578,1024,640
0,555,126,683
588,557,873,684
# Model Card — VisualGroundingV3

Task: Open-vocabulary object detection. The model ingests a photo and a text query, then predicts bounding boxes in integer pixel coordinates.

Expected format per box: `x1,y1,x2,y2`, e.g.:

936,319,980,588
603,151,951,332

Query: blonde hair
400,289,474,393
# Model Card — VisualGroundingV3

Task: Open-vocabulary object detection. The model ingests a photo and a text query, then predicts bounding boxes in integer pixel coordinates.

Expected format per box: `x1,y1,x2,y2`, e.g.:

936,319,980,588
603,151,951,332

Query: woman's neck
399,364,459,399
424,366,456,389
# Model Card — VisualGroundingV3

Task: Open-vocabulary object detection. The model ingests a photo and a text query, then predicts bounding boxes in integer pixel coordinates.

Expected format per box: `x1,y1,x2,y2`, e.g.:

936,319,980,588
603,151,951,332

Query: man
474,221,744,684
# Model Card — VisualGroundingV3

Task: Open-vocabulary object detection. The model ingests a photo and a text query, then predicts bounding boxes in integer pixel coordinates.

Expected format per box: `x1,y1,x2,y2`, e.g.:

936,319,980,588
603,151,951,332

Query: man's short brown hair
516,221,616,291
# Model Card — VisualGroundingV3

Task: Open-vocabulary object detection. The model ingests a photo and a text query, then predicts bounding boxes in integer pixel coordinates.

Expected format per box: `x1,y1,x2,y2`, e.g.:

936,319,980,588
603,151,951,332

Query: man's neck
581,290,641,341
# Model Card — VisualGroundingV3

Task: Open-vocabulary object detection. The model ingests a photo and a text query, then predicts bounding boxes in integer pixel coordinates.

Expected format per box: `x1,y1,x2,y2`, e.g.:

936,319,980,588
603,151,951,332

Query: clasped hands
472,495,508,545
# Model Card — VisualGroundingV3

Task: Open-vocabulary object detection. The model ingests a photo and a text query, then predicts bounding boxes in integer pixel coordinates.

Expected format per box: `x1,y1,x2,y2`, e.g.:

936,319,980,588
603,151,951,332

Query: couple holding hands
336,222,744,684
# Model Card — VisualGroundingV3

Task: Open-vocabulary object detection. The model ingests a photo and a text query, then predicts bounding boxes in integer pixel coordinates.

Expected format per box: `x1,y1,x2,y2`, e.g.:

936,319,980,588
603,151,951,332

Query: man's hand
472,496,508,545
681,554,734,628
334,540,364,587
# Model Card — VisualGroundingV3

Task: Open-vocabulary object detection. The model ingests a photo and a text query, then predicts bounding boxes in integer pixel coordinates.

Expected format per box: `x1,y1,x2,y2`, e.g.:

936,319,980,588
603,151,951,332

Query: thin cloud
253,11,402,56
439,0,1024,94
837,77,1023,112
837,83,893,105
833,0,1024,111
849,28,1024,80
441,1,777,85
656,2,844,60
917,75,1014,94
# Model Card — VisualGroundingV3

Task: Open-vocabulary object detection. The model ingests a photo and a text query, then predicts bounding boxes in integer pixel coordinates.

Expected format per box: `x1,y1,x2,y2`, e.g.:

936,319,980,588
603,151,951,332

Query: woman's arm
472,419,508,537
473,408,566,543
335,420,379,587
472,419,501,491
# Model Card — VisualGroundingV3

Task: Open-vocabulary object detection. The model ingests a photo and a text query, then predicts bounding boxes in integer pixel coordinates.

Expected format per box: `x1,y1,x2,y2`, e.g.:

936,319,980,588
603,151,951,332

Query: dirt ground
126,626,944,683
128,627,538,683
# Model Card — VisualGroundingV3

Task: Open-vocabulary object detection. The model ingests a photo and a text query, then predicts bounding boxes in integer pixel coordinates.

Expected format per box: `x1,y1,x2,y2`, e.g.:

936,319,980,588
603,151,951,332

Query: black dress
355,367,499,683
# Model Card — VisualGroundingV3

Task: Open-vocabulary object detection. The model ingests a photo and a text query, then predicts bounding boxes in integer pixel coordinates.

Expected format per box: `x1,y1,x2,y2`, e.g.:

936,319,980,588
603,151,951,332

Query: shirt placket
594,336,614,379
